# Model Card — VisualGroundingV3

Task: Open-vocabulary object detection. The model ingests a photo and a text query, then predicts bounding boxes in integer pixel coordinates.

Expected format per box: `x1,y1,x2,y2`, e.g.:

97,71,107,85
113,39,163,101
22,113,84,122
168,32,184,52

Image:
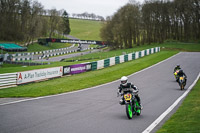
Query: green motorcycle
121,92,141,119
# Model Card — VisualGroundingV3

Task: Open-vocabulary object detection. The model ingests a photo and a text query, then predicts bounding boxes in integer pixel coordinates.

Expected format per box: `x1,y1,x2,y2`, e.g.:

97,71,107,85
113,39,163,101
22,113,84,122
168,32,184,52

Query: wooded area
0,0,70,45
101,0,200,49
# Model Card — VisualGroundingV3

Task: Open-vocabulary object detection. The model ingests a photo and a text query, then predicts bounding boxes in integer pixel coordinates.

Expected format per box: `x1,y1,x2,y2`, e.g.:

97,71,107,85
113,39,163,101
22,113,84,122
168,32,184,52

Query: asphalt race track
0,52,200,133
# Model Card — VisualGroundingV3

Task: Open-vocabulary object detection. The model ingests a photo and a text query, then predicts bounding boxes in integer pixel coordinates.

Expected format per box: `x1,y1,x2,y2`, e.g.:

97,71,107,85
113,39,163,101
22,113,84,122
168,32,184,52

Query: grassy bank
70,19,102,40
0,51,177,97
157,79,200,133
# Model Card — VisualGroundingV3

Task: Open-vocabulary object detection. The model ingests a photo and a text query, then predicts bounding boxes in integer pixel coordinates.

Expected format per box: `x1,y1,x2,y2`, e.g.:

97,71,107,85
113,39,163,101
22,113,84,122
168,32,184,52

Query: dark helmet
179,69,183,74
177,64,180,67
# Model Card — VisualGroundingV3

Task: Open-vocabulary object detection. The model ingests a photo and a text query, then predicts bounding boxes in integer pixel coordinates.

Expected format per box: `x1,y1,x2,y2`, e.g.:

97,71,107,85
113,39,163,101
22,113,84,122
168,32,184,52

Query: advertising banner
17,67,63,84
38,38,107,45
63,63,91,75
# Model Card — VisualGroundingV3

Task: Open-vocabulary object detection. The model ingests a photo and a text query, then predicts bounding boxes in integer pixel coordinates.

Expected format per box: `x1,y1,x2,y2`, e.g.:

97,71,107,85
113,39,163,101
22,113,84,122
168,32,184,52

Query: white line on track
0,52,181,106
142,72,200,133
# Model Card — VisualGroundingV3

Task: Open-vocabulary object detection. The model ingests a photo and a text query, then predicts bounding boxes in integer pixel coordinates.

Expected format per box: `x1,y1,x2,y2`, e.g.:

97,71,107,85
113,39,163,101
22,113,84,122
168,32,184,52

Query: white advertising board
17,67,63,84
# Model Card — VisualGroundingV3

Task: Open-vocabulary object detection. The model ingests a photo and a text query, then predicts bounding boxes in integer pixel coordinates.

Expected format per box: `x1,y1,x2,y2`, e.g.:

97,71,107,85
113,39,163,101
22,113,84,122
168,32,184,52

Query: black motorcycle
178,76,186,90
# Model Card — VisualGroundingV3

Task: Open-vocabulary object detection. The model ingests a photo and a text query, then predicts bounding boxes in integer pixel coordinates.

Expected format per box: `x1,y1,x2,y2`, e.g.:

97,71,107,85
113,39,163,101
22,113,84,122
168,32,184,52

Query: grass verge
0,51,177,97
156,79,200,133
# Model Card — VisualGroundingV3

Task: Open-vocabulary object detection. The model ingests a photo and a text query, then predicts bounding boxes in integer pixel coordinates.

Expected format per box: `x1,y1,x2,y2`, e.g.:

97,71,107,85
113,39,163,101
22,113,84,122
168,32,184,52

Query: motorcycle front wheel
126,104,133,119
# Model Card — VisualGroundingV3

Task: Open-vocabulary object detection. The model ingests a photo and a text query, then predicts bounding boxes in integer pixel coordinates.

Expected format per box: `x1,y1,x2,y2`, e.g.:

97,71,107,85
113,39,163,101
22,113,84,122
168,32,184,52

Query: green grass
157,79,200,133
0,51,177,97
69,18,102,40
160,41,200,52
0,63,22,68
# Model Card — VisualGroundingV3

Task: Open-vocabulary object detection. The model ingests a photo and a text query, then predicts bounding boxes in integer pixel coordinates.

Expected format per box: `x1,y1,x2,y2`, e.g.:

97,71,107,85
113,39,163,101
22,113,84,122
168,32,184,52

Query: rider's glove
133,89,138,94
117,92,122,97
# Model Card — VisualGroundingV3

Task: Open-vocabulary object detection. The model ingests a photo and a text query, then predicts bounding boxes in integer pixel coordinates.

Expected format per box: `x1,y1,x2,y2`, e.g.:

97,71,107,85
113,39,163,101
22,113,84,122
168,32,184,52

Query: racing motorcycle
118,90,141,119
178,76,186,90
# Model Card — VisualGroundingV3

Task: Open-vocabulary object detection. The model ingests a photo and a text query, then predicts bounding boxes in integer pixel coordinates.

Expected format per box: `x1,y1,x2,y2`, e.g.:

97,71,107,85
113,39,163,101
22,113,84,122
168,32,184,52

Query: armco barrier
104,59,110,68
124,54,128,62
132,53,135,60
110,57,115,66
90,47,160,71
115,56,120,64
0,73,17,88
91,61,97,70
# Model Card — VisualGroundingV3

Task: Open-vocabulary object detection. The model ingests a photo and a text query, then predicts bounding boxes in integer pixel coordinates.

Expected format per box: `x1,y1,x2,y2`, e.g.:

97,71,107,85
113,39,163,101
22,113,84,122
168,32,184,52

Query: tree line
71,12,105,21
0,0,70,46
100,0,200,49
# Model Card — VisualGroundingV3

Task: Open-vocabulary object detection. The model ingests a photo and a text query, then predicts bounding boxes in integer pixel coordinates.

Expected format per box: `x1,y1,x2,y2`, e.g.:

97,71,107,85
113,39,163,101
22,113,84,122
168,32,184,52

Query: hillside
69,18,103,40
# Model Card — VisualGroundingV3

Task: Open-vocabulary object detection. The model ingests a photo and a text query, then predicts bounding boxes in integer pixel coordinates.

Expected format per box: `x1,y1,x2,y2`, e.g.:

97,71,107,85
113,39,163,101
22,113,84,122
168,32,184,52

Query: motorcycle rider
174,64,181,82
174,64,181,73
177,69,187,85
117,76,142,109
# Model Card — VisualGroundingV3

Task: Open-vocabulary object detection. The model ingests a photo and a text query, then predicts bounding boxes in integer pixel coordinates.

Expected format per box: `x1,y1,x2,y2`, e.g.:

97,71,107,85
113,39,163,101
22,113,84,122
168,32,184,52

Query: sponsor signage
63,63,91,75
38,38,107,45
17,67,63,84
60,40,97,44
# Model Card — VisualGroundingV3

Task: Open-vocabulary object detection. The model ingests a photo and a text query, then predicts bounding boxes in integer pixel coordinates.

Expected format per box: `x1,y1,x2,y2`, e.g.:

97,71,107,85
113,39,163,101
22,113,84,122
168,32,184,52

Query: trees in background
72,12,105,21
0,0,71,45
62,10,71,35
101,0,200,49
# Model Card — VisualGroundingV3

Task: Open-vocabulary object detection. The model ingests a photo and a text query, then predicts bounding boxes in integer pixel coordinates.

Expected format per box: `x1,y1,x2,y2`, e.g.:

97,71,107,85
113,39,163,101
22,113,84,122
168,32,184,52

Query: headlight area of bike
124,93,133,103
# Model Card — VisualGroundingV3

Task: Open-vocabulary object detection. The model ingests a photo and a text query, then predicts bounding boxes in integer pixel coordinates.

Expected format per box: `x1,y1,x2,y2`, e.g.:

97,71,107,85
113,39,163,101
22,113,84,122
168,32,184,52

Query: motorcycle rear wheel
181,84,184,90
135,102,141,116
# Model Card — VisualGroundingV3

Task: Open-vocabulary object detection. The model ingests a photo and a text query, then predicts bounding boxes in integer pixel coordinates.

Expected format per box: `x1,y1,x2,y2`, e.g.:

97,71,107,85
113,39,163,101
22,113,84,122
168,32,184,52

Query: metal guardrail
0,73,17,88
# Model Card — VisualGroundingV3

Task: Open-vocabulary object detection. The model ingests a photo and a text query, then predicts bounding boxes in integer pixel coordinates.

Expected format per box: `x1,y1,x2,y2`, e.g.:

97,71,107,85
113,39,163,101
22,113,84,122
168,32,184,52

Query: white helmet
120,76,128,86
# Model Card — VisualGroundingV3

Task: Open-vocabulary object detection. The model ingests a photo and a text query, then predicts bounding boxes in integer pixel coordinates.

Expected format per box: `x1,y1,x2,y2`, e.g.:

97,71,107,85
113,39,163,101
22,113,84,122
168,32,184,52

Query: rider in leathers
118,76,142,109
177,69,187,85
174,64,181,73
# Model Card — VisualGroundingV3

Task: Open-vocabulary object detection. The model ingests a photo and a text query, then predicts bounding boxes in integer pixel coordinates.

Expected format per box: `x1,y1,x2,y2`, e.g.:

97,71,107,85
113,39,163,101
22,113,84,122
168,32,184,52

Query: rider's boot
139,103,143,110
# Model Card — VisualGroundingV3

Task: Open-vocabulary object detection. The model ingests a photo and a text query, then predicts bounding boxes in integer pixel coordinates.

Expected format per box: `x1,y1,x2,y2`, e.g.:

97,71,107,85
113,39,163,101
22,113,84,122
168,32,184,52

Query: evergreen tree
62,10,71,35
